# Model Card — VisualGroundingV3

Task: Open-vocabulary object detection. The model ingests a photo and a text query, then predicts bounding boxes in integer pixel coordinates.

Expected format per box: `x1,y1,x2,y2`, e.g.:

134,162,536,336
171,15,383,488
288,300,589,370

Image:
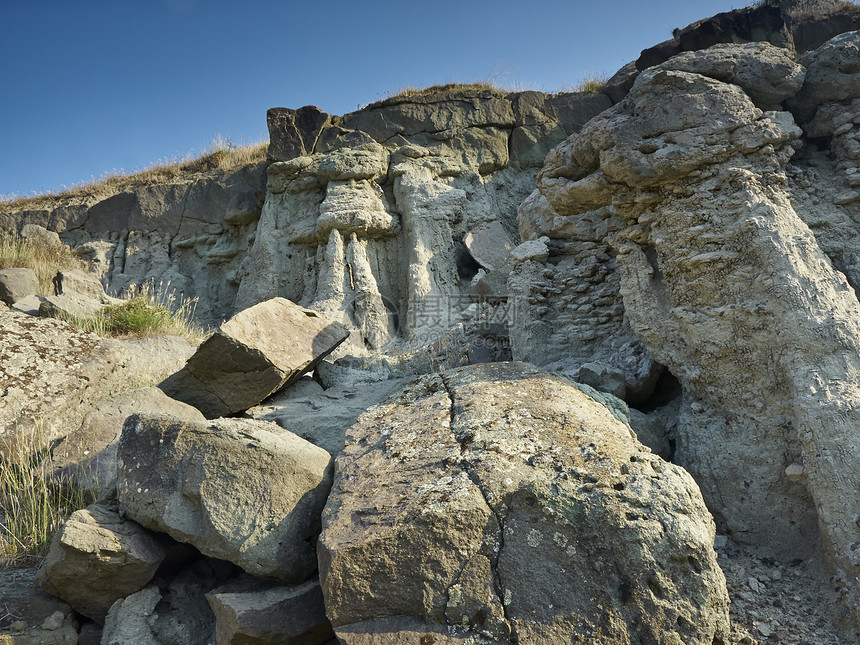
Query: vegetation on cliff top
0,139,268,213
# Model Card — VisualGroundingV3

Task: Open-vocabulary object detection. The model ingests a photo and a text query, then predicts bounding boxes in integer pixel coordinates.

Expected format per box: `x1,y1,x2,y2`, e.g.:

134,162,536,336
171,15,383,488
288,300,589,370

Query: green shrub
100,295,173,336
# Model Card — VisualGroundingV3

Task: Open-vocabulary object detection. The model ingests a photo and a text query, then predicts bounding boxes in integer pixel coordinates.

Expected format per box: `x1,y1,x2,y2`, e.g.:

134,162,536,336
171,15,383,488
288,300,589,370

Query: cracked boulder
159,297,349,418
318,362,730,644
117,413,333,584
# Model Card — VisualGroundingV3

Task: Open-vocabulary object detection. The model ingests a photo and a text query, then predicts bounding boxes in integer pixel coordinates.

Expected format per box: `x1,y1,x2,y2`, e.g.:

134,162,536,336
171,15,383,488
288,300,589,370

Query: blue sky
1,0,748,199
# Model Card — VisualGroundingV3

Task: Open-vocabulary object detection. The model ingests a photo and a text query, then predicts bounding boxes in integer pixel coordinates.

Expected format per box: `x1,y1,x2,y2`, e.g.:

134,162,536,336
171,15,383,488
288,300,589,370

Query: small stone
770,569,783,581
747,576,764,593
41,610,65,631
511,240,549,263
785,462,805,481
756,621,773,637
10,621,27,633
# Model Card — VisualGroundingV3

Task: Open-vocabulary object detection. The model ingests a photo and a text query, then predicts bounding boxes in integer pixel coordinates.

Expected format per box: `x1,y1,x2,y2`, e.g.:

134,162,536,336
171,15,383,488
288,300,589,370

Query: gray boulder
35,503,166,623
50,386,205,494
159,297,349,417
0,268,39,305
206,577,333,644
318,363,730,644
101,563,221,645
11,293,43,316
38,292,104,321
21,223,62,248
117,413,333,583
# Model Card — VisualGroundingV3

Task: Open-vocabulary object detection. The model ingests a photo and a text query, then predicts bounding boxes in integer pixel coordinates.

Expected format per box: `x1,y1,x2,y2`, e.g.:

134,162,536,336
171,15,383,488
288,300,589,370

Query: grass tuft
562,73,610,94
63,281,206,341
0,422,97,564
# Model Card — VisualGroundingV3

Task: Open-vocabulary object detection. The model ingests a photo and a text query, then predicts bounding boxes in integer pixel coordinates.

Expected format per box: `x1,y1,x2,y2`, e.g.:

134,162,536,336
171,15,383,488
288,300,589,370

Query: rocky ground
719,540,847,644
0,538,848,645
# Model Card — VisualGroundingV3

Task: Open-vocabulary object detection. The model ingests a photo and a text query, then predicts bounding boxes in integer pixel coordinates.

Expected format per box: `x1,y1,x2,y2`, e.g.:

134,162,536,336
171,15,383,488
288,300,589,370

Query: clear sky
1,0,749,199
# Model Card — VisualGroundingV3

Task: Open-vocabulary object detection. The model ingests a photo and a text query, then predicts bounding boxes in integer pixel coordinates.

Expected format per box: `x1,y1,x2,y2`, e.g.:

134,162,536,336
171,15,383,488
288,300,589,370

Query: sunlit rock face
235,89,612,356
516,38,860,622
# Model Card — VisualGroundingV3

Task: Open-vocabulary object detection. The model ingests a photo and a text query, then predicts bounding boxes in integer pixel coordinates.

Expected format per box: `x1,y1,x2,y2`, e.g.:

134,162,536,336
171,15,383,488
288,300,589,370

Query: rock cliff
3,2,860,643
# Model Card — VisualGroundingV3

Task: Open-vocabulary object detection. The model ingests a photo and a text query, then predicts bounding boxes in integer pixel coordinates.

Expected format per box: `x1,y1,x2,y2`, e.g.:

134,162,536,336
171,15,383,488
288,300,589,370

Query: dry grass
0,422,97,564
561,73,610,94
0,139,268,214
386,82,505,100
0,233,86,294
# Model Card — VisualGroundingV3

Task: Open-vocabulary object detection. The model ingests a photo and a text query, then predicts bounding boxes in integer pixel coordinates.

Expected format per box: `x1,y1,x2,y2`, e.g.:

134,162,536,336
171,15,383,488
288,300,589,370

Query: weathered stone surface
55,269,111,302
100,563,220,645
50,386,205,494
791,30,860,123
658,42,805,108
530,40,860,624
206,577,333,644
0,310,135,447
319,363,730,644
576,361,627,400
101,587,164,645
464,220,513,272
335,616,486,644
35,503,166,623
159,297,349,417
267,106,333,162
20,223,62,248
117,413,333,583
246,375,406,456
38,293,103,321
11,294,42,316
0,268,39,306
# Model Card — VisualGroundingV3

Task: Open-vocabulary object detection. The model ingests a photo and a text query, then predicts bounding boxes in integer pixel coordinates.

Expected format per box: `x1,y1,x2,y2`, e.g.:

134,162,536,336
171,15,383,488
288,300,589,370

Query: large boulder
318,363,730,644
50,386,205,494
159,297,349,417
0,268,39,306
35,503,166,623
116,413,333,583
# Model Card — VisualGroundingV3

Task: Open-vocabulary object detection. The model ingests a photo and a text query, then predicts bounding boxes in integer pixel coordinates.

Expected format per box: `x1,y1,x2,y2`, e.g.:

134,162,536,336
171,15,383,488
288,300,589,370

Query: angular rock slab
319,363,730,644
160,297,349,418
206,578,333,644
35,503,166,623
117,413,333,583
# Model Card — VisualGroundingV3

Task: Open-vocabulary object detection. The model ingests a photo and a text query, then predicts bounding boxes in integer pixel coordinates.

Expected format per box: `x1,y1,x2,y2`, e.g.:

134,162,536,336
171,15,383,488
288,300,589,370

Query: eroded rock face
117,413,333,583
159,297,349,418
524,40,860,620
235,89,613,358
319,363,730,644
0,164,267,325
